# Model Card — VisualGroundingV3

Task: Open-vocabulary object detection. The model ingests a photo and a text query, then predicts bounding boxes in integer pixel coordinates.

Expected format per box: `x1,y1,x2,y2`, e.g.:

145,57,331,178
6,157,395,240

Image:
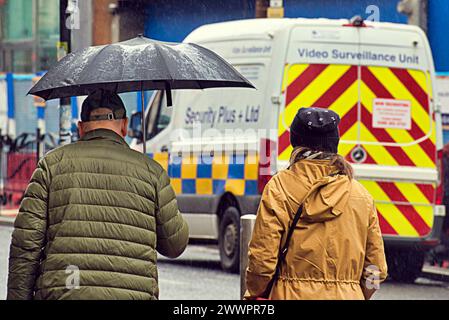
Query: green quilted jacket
7,129,189,300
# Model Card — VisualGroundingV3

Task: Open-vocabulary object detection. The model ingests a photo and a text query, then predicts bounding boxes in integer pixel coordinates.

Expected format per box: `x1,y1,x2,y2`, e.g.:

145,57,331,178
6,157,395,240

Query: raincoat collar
80,128,128,147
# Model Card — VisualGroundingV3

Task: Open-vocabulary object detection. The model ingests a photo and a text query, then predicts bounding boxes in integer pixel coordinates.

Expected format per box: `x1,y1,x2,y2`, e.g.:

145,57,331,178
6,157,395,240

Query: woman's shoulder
262,169,289,194
268,167,306,188
261,168,308,200
349,179,374,202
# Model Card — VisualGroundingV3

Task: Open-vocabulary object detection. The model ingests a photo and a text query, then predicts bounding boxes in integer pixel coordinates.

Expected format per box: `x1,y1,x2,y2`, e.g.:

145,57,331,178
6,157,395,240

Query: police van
129,18,446,281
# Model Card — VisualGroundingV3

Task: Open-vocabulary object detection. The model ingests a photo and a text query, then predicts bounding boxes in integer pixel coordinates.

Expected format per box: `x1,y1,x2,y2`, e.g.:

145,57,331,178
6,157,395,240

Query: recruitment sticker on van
372,98,412,130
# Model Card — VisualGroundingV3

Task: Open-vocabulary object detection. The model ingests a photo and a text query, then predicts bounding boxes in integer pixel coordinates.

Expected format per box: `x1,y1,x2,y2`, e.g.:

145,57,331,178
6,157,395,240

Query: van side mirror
128,111,143,141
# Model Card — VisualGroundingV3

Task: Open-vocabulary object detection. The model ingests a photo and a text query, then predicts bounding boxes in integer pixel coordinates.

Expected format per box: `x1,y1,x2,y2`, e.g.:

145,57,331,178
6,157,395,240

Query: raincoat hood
282,159,352,223
302,174,351,223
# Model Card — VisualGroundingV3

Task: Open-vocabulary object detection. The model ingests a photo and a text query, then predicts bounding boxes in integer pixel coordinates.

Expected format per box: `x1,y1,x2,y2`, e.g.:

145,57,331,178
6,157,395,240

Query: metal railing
0,129,55,216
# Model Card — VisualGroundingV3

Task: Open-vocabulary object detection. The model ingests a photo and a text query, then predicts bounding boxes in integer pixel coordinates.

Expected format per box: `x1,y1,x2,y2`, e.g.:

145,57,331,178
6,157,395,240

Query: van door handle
160,145,169,153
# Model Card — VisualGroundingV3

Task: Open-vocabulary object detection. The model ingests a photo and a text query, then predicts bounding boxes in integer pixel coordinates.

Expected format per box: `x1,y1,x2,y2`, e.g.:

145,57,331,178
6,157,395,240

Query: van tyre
387,249,425,283
219,206,240,273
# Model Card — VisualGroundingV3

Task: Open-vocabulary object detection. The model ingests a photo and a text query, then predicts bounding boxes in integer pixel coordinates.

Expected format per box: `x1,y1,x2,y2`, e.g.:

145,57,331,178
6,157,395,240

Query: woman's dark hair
289,147,354,179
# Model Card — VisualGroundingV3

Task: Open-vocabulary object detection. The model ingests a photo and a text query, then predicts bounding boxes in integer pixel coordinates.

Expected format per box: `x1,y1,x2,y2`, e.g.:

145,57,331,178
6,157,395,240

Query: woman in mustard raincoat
245,107,388,300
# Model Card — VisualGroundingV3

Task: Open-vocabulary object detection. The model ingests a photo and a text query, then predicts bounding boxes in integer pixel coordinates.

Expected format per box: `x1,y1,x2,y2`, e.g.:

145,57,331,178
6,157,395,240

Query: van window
146,90,172,139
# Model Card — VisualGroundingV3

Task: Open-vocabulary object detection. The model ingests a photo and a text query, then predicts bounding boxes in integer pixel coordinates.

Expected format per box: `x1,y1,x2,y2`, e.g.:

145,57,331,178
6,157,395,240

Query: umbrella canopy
29,35,255,103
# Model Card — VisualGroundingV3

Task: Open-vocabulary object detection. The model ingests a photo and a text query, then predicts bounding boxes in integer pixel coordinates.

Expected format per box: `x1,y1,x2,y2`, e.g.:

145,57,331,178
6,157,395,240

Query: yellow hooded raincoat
245,159,388,300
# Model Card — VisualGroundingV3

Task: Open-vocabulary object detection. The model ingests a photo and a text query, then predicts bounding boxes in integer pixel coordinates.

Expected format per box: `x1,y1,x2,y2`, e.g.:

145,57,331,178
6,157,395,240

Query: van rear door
356,26,438,239
280,23,439,239
278,24,361,165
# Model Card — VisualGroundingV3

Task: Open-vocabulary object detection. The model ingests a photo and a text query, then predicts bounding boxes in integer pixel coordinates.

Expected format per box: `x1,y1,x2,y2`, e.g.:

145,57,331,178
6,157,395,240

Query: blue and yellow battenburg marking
148,153,259,196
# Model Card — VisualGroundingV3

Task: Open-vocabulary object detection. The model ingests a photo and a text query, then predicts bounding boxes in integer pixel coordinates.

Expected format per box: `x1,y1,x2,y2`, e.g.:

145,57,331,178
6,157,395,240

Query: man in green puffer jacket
7,89,189,300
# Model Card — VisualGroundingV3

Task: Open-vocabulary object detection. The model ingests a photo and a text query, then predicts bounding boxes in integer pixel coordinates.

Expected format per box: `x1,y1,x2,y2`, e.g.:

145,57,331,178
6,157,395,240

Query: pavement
422,265,449,282
157,245,449,300
0,216,14,227
0,224,448,300
158,245,240,300
0,209,18,217
0,209,17,228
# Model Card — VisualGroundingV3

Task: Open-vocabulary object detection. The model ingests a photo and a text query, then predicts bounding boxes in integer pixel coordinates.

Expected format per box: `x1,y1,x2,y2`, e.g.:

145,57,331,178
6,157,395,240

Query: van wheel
387,249,425,283
218,206,240,273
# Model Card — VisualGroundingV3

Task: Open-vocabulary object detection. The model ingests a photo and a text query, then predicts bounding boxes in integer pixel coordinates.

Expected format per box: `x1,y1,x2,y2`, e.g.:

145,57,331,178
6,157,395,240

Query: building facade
130,0,448,73
0,0,59,73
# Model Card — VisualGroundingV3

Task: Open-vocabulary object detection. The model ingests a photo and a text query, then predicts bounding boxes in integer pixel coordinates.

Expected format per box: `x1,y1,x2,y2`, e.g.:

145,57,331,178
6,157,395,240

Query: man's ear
121,118,129,137
77,121,85,138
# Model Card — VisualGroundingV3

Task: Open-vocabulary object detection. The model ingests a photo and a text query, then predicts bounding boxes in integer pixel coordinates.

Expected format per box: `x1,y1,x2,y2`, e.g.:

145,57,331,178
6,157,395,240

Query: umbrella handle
165,82,173,107
141,90,146,155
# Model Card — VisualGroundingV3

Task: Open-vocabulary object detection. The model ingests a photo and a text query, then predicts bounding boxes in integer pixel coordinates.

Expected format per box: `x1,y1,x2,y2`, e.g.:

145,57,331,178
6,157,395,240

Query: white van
129,18,446,281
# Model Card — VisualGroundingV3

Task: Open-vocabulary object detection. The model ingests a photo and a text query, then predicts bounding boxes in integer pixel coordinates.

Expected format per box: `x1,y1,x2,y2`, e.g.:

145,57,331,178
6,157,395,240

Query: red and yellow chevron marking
358,66,436,168
278,64,436,169
278,63,437,238
278,64,359,160
360,180,435,237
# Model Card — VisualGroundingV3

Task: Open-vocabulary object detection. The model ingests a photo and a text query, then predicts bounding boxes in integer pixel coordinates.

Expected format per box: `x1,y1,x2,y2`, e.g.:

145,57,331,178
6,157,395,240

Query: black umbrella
29,35,255,152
